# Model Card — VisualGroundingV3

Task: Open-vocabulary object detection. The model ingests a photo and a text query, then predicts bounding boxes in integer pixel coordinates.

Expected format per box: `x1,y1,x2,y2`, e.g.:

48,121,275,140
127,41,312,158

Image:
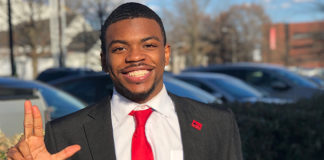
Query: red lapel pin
191,120,202,131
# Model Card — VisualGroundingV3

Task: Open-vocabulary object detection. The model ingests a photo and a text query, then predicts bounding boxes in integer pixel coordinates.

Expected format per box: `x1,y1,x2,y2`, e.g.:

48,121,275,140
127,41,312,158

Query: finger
53,145,81,160
7,147,24,160
17,140,33,160
32,105,44,137
24,100,34,138
18,135,25,141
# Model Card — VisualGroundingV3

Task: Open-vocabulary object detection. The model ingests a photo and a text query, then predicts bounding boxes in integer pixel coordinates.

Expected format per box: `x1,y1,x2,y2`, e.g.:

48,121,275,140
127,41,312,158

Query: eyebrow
107,36,161,49
141,36,161,43
107,40,129,49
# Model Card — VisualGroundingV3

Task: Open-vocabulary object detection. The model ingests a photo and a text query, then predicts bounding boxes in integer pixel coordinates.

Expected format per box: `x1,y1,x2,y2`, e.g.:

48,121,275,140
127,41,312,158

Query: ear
100,52,108,73
164,44,171,66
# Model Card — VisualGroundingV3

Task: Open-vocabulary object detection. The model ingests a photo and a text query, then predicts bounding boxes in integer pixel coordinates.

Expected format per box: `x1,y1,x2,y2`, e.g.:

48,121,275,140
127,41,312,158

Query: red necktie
129,108,154,160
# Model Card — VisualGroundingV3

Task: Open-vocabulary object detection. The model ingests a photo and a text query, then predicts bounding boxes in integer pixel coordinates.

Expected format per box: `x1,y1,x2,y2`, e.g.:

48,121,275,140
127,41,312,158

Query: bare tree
203,3,270,64
230,4,270,61
202,12,237,63
11,0,51,78
66,0,122,30
164,0,269,67
165,0,211,67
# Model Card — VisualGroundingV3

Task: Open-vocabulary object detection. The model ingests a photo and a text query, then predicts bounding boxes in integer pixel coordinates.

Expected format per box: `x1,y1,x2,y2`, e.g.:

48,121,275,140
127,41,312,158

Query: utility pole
231,32,237,63
58,0,66,67
7,0,16,76
50,0,59,67
50,0,66,68
284,23,290,66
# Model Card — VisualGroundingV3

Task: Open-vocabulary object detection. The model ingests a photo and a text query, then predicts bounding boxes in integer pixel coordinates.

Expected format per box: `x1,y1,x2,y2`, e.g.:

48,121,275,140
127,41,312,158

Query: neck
114,84,163,104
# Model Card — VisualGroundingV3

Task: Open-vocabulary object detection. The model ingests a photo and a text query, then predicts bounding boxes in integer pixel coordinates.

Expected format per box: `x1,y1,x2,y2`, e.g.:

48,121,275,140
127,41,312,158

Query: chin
116,84,156,103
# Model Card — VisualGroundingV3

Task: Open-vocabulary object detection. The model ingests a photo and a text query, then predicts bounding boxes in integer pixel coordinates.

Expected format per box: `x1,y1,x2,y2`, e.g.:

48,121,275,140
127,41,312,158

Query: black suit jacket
45,93,243,160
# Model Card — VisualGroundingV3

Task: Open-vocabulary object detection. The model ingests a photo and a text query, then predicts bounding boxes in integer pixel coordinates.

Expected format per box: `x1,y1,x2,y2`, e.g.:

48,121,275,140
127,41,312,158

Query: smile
128,70,149,77
123,69,152,83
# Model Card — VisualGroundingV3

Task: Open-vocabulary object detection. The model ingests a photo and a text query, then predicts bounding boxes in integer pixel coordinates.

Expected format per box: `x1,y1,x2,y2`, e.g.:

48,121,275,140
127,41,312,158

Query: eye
111,47,126,53
144,43,157,48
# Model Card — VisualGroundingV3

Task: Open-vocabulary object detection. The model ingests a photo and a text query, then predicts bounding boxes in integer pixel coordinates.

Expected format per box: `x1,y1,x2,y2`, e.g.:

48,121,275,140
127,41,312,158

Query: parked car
36,67,97,82
0,87,47,137
164,75,221,104
306,76,324,89
48,72,220,105
173,72,292,104
0,77,86,120
48,73,114,105
183,63,323,101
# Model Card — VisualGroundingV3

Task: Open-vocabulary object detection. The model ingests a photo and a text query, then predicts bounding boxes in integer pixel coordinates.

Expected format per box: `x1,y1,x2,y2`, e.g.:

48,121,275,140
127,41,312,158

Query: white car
0,87,48,137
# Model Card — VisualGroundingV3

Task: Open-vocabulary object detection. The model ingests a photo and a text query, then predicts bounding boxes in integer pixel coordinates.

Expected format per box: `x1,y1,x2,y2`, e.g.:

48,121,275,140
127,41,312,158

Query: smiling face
101,18,170,103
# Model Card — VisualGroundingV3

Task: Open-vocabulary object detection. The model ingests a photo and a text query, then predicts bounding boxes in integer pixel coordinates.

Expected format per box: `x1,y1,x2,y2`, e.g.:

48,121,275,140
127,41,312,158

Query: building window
292,44,313,49
293,32,324,40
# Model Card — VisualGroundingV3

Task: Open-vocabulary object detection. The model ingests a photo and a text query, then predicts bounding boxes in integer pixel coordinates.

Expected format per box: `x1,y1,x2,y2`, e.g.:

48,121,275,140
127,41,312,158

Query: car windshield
1,78,86,119
273,68,318,88
164,76,217,104
38,87,86,119
206,77,263,99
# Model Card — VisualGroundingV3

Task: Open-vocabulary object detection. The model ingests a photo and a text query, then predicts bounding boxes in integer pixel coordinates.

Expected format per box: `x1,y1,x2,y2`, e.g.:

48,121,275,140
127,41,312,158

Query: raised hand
7,100,81,160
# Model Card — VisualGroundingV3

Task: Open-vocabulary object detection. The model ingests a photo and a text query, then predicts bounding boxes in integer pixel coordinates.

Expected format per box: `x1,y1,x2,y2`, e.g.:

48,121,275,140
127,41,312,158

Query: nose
125,47,145,63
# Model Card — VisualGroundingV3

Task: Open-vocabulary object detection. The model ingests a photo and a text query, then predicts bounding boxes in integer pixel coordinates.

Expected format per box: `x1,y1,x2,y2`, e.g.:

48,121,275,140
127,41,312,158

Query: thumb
53,145,81,160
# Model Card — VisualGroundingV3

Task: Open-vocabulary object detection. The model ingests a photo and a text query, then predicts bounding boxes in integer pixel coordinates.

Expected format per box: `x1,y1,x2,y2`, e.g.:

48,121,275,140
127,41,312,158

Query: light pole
50,0,66,68
58,0,66,67
7,0,16,76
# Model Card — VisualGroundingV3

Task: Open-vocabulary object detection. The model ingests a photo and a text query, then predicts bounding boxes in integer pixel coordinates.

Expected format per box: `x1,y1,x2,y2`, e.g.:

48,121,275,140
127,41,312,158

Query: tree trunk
31,52,38,79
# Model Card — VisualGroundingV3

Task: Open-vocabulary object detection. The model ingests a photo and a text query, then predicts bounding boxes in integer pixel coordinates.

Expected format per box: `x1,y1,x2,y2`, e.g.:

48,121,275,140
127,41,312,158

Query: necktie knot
129,108,153,127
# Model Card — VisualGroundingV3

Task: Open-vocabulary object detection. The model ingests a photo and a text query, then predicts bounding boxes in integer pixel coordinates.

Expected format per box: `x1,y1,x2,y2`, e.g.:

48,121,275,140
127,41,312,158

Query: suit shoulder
49,97,109,127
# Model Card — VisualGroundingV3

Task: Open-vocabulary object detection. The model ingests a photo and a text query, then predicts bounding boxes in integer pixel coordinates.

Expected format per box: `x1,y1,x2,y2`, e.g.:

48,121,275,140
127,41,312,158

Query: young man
7,2,242,160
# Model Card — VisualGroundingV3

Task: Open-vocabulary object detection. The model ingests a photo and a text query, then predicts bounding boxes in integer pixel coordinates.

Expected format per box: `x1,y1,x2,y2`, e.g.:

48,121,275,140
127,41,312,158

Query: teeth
128,70,149,77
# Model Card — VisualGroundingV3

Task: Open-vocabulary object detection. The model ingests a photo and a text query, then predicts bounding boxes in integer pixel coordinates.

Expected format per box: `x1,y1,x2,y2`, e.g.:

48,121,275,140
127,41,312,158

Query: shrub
227,94,324,160
0,130,22,159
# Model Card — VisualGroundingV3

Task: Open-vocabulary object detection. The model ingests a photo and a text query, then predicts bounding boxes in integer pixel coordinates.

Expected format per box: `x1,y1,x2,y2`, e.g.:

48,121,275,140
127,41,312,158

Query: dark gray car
183,63,323,101
173,72,291,104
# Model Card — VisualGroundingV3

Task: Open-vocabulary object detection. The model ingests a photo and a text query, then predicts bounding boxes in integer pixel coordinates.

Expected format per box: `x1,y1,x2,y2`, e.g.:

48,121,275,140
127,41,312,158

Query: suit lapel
83,97,116,160
169,93,205,160
81,93,206,160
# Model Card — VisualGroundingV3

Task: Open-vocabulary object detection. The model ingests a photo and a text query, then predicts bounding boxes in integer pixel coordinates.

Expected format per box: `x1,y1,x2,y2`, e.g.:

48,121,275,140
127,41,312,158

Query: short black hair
100,2,167,55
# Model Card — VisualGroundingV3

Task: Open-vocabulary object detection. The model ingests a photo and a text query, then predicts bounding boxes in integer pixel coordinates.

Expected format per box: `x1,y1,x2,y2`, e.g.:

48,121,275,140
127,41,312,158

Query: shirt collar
111,84,174,124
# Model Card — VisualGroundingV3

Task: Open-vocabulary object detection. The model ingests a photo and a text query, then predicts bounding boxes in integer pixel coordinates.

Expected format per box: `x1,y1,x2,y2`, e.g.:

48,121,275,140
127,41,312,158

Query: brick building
262,21,324,68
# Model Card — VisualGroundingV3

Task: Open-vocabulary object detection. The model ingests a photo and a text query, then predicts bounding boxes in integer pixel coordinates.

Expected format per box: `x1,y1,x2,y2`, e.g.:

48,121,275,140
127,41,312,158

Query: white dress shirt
110,85,183,160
